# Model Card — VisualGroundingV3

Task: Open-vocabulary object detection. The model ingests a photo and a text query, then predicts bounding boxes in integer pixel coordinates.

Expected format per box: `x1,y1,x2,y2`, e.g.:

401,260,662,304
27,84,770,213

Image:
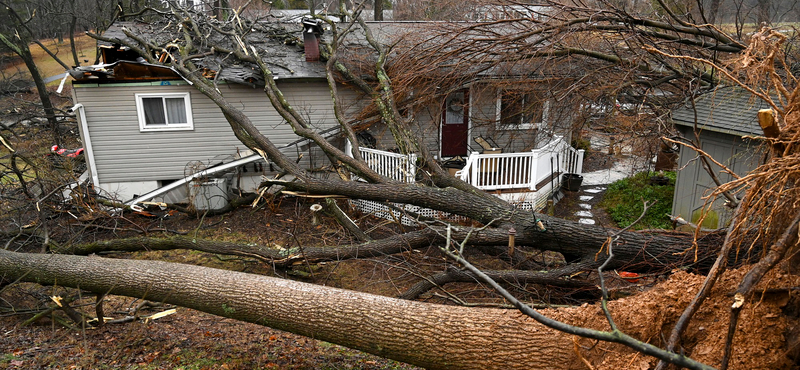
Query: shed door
441,90,469,157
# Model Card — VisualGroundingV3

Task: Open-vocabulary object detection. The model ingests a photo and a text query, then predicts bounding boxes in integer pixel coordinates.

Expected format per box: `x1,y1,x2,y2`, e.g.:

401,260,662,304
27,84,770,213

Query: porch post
576,149,585,174
470,152,480,188
344,139,353,159
529,149,540,191
406,153,418,183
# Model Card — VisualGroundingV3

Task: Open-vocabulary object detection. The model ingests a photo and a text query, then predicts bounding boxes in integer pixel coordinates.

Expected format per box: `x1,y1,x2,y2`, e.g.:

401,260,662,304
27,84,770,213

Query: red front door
441,90,469,157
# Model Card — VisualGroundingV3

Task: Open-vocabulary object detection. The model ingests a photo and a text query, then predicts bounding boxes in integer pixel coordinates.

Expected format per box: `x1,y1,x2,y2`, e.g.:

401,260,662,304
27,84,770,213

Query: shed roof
670,86,769,137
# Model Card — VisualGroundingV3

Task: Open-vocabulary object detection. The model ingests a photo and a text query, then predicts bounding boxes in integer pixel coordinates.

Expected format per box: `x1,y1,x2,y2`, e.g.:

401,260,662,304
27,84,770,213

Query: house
69,18,583,211
670,87,765,229
70,19,346,205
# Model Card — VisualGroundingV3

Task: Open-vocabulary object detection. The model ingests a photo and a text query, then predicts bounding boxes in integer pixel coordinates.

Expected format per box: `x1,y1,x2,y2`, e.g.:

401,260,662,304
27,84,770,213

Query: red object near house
51,145,85,158
618,271,641,283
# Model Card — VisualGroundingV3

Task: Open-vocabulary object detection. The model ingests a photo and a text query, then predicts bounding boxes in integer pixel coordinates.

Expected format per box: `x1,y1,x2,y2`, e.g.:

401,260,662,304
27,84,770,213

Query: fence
346,145,417,183
456,136,584,191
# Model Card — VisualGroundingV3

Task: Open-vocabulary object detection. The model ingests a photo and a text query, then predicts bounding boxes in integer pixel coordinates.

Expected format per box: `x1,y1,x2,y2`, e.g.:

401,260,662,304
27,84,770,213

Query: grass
1,34,97,85
598,171,676,230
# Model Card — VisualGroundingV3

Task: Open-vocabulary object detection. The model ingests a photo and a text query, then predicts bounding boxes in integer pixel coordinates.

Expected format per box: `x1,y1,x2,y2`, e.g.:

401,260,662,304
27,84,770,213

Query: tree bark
374,0,383,21
69,13,80,67
757,0,771,25
0,249,581,370
275,178,731,271
58,232,438,266
54,220,730,273
0,7,62,146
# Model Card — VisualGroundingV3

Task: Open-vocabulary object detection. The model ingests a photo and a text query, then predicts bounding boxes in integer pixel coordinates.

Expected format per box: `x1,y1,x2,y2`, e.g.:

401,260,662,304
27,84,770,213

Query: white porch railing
346,145,417,183
455,135,584,191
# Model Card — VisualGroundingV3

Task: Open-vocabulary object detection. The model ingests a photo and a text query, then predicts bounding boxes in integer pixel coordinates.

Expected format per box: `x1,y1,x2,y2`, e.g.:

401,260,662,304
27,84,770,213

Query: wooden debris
758,108,786,155
325,199,370,242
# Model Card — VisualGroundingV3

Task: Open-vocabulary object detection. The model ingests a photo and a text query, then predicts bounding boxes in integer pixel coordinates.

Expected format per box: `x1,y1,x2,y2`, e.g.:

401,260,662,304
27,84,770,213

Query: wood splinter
757,109,785,155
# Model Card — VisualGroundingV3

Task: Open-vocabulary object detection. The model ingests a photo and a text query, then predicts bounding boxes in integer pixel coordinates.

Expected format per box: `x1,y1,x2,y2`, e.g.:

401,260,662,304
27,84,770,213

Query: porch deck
346,136,584,224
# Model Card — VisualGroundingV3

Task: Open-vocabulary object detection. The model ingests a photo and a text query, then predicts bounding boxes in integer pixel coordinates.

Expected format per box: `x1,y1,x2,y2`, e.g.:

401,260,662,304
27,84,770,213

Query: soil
545,266,800,370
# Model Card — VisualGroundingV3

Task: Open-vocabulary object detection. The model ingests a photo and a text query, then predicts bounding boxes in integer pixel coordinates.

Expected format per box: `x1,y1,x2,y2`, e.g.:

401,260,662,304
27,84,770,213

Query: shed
670,87,765,229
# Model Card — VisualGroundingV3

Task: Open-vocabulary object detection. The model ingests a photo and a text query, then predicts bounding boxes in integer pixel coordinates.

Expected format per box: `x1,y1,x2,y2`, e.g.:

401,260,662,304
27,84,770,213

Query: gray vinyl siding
670,86,767,229
469,85,540,153
359,84,562,159
74,80,350,184
671,128,762,228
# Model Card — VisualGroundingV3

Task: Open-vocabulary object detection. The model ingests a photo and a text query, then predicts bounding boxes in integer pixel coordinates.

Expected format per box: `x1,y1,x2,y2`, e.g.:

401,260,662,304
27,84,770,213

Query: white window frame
135,92,194,132
495,89,549,131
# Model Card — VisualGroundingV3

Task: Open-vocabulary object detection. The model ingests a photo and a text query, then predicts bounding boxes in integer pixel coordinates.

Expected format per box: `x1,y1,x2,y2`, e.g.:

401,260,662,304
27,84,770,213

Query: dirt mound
546,267,800,369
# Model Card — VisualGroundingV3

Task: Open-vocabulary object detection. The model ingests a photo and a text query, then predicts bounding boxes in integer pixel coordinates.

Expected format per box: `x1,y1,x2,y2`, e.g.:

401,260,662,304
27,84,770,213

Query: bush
571,137,591,151
598,171,676,230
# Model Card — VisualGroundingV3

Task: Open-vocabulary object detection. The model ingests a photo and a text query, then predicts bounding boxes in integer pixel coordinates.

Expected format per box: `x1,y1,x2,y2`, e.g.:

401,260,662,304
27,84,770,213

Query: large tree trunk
3,249,787,370
57,222,728,273
0,249,581,370
374,0,383,21
275,179,731,271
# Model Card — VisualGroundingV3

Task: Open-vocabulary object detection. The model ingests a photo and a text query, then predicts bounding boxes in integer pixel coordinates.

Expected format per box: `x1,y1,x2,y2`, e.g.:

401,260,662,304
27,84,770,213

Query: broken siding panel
75,81,344,184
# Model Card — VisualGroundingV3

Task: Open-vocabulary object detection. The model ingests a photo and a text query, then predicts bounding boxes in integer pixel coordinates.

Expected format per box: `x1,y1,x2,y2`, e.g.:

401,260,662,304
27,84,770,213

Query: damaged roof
79,18,566,86
83,20,328,85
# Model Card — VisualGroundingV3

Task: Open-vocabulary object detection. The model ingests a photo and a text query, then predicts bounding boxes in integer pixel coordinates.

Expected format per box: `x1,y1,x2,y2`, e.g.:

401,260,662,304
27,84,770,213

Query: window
496,90,549,130
444,92,467,124
135,93,193,131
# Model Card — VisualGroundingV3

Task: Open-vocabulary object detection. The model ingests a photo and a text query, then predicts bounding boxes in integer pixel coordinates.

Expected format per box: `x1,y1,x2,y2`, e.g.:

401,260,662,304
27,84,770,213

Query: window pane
500,93,523,125
522,94,543,124
142,98,166,125
445,93,465,124
164,97,187,124
501,91,543,125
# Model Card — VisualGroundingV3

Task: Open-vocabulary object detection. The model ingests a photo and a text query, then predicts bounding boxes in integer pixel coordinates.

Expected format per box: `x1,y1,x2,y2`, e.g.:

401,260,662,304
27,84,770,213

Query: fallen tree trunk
1,248,792,370
274,179,733,271
56,232,438,266
0,249,579,370
398,265,598,300
56,222,730,273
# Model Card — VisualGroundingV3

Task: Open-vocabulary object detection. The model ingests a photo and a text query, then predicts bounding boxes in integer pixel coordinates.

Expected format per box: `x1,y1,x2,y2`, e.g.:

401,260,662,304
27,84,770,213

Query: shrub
571,137,591,151
598,171,676,230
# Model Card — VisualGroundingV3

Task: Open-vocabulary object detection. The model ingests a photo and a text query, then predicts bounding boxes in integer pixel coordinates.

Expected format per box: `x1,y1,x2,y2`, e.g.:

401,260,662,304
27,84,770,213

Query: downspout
69,103,100,188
